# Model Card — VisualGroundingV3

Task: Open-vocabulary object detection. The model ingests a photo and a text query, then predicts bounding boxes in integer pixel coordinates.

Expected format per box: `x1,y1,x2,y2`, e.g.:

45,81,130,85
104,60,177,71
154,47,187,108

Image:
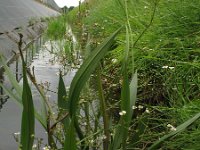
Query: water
0,38,76,149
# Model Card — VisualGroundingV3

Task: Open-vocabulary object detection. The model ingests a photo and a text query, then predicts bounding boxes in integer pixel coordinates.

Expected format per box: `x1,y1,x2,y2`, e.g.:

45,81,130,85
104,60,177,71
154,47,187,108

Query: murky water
0,37,76,149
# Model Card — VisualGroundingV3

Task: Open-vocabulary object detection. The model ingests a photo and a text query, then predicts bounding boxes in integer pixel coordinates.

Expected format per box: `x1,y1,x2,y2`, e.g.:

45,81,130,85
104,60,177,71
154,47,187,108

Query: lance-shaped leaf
20,61,35,150
110,26,137,150
57,73,71,148
68,27,122,116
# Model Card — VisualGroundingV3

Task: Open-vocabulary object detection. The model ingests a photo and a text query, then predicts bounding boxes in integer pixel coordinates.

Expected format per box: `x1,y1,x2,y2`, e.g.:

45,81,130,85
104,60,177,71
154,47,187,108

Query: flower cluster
162,66,175,69
119,110,126,116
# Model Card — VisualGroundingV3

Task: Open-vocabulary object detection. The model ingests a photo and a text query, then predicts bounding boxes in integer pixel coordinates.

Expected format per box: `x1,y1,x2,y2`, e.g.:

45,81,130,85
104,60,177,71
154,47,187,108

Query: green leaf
20,60,35,150
130,71,137,116
110,26,133,150
148,112,200,150
64,119,77,150
58,73,68,111
68,27,122,117
57,73,70,129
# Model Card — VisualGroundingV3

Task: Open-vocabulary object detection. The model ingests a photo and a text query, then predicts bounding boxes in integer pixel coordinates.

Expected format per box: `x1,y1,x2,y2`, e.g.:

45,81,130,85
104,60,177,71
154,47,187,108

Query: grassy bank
1,0,200,149
66,0,200,149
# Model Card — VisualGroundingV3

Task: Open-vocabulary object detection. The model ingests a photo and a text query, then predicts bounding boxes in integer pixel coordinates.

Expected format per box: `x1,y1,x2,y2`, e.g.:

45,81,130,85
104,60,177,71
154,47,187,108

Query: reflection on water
0,37,42,111
0,36,77,149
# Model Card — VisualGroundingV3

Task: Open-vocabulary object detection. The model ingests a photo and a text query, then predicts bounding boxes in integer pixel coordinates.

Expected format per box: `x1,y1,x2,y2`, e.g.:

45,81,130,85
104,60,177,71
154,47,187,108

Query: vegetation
1,0,200,149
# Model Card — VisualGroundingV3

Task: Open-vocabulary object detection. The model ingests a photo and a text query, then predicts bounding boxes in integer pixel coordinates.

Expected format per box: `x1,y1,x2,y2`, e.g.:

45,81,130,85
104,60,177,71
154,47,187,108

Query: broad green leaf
110,26,133,150
57,73,70,129
148,112,200,150
68,27,122,116
67,27,121,146
64,119,77,150
20,60,35,150
58,73,68,111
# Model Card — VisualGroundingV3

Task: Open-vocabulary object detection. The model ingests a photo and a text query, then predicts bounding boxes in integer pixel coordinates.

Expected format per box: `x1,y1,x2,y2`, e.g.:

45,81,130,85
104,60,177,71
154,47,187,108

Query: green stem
97,65,110,150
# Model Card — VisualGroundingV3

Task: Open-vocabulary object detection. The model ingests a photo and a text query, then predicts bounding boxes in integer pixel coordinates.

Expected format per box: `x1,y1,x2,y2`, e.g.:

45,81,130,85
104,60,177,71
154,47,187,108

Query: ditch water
0,36,77,149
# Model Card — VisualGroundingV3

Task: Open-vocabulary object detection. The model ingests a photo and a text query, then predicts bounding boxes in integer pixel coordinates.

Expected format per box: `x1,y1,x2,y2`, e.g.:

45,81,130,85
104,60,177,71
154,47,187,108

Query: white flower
43,146,50,150
102,135,107,140
89,139,94,143
172,87,177,90
111,59,118,64
132,105,137,110
169,67,175,69
167,124,172,127
112,84,117,87
138,105,144,110
145,108,150,114
162,66,168,69
170,127,177,131
32,144,37,149
167,124,177,131
119,110,126,116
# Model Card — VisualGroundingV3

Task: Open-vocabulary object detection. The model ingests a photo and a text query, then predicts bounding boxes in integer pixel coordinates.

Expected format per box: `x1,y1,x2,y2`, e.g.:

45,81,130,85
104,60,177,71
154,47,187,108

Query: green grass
1,0,200,149
66,0,200,149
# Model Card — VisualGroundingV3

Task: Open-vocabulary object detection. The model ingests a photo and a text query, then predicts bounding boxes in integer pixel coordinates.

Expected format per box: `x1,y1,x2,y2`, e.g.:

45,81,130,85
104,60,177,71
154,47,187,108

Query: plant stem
97,65,110,150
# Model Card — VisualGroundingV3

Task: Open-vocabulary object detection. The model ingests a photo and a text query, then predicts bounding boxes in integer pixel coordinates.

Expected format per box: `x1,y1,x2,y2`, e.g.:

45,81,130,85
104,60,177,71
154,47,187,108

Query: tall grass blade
68,27,122,116
110,26,135,150
148,112,200,150
67,27,121,148
16,34,35,150
20,58,35,150
57,73,72,148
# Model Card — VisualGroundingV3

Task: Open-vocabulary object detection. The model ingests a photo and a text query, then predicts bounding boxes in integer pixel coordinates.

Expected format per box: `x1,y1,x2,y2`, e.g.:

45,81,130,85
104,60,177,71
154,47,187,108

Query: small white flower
83,122,87,126
89,139,94,143
112,84,117,87
170,126,177,131
162,66,168,69
32,144,37,148
132,105,137,110
167,124,176,131
169,67,175,69
172,87,177,90
138,105,144,110
119,110,126,116
102,135,107,140
144,6,148,9
167,124,172,127
145,108,150,114
111,59,118,64
43,146,50,150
